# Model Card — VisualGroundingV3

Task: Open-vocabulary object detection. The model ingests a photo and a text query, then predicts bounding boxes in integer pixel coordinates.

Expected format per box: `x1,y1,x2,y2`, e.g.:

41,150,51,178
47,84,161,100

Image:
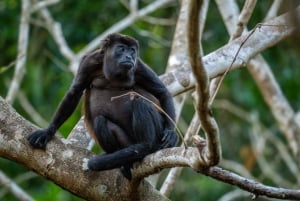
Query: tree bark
0,96,169,201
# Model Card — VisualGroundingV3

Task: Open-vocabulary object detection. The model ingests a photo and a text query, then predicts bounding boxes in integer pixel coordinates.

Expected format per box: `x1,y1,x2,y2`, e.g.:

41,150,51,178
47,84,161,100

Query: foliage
1,0,300,201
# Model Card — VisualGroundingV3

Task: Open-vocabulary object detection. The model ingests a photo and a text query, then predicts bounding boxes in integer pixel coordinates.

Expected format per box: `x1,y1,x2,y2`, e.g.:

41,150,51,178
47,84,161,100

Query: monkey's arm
135,59,178,147
27,52,101,149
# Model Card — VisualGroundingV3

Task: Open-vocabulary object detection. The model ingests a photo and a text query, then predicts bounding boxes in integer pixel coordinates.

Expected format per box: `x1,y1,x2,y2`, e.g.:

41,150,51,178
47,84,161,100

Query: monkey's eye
116,46,125,53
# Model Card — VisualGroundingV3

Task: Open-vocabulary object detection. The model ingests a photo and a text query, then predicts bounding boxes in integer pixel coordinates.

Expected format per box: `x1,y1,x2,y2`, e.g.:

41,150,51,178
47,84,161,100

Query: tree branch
5,0,30,104
187,0,221,165
231,0,257,40
216,0,300,156
200,167,300,200
0,171,33,201
0,97,169,201
160,5,299,96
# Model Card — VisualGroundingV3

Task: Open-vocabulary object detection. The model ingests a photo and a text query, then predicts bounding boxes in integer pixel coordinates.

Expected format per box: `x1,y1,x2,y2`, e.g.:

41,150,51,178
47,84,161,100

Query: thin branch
141,16,175,26
187,0,221,165
76,0,174,58
0,171,34,201
220,159,254,180
129,0,138,15
200,166,300,200
5,0,30,104
69,0,176,74
17,91,48,127
37,6,75,60
132,26,172,47
0,172,36,199
231,0,257,40
214,99,300,185
250,122,293,187
265,0,283,21
132,144,300,200
30,0,60,13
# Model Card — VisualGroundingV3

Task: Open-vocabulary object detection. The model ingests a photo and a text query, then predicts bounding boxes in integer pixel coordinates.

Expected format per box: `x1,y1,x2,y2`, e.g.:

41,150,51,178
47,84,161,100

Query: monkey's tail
88,143,156,169
87,142,157,179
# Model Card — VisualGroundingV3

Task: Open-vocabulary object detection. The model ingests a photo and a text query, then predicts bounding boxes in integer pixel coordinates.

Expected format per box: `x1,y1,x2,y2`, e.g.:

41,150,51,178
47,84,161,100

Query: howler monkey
27,33,178,179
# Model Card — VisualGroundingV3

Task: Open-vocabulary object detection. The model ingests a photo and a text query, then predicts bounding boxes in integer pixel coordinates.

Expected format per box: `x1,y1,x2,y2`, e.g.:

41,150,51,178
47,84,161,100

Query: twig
231,0,257,40
0,54,25,74
110,91,185,146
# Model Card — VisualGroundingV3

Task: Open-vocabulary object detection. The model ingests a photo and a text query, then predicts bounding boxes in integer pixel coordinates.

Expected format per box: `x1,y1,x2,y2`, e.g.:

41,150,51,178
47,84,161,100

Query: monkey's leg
93,115,131,152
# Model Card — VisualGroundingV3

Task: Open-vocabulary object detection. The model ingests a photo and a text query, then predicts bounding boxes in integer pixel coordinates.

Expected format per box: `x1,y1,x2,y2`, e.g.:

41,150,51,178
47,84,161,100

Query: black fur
27,33,178,179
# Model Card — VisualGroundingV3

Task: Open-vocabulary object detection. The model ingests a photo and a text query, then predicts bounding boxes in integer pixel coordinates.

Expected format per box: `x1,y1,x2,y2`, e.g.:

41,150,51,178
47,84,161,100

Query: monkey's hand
27,127,55,149
161,128,178,149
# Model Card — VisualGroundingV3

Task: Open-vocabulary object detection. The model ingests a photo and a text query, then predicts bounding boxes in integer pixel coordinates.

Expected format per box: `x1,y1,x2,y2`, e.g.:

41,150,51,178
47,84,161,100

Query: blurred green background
1,0,300,200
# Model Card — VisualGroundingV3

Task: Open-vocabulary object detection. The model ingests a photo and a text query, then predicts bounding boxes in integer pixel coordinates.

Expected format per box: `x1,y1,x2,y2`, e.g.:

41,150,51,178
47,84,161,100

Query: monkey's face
103,42,138,86
113,43,137,70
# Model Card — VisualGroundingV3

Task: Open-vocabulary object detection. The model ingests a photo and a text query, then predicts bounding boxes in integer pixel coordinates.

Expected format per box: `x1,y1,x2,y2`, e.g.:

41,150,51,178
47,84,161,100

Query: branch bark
0,97,169,201
1,96,300,200
161,5,299,96
187,0,220,165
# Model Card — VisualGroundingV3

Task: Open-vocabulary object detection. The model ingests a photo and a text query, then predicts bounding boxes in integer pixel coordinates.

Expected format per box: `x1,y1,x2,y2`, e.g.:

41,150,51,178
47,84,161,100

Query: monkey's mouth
120,61,134,69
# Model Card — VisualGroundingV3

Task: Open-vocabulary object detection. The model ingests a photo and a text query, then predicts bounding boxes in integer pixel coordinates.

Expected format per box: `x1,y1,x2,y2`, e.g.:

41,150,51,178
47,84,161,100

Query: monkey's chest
87,87,159,132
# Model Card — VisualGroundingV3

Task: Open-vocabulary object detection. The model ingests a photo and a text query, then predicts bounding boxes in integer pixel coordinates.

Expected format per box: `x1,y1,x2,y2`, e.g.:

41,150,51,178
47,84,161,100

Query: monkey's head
101,33,139,87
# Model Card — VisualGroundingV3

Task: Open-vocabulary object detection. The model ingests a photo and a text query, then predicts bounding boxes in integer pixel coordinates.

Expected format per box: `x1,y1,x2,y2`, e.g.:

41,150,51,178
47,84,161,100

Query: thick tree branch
161,6,299,96
160,0,209,194
1,89,300,200
0,97,169,201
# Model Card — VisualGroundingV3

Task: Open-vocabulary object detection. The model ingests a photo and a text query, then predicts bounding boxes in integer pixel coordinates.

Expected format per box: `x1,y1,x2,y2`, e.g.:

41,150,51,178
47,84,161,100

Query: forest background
1,0,300,201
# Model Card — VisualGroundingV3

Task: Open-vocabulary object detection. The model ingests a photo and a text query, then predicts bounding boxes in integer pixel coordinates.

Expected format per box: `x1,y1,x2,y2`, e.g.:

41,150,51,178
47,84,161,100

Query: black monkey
27,33,178,179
